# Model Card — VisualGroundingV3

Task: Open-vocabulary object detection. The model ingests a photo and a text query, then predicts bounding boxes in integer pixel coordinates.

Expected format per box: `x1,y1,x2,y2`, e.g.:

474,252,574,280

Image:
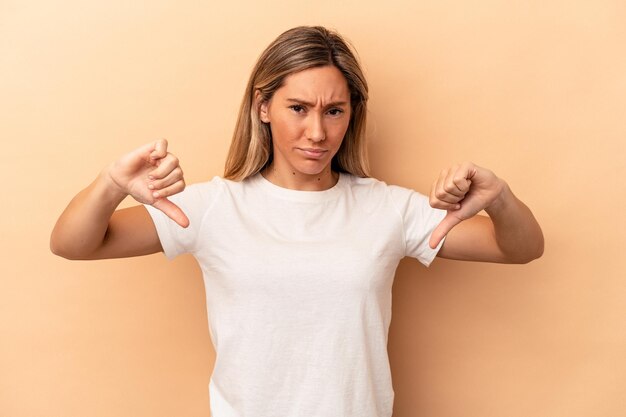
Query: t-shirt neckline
252,172,347,202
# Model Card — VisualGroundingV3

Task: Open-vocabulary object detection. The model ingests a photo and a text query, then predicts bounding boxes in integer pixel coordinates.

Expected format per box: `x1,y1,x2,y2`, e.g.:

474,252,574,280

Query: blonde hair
224,26,370,180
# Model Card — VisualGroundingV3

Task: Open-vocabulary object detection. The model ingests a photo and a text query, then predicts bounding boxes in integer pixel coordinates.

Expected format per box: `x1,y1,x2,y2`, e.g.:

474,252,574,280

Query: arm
428,162,544,264
50,139,188,260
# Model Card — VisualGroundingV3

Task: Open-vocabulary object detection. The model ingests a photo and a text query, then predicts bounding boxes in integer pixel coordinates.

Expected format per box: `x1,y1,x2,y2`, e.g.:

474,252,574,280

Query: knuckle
165,181,185,196
151,169,164,179
164,186,177,197
169,181,183,194
453,178,467,188
155,178,168,189
435,189,448,199
443,183,456,193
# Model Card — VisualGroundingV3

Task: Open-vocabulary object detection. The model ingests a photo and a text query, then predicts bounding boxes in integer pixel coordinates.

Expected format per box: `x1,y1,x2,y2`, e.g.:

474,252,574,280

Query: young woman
51,26,543,417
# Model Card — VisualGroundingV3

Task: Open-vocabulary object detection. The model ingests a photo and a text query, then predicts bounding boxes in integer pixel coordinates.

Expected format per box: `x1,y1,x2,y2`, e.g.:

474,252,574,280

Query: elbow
50,245,88,261
49,232,63,257
49,236,73,259
534,238,545,261
50,224,104,260
529,231,545,262
49,234,85,260
508,236,545,264
50,225,69,259
514,248,543,264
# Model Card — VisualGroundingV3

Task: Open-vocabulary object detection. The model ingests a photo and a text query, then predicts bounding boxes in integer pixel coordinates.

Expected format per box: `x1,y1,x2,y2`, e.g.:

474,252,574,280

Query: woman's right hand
106,138,190,228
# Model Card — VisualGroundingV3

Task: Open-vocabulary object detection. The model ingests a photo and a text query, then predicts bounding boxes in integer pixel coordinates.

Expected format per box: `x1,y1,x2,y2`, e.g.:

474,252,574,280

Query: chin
295,160,331,176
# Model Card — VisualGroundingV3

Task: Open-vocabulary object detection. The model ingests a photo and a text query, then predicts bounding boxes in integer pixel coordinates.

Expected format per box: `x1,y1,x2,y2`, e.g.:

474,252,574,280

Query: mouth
297,148,328,159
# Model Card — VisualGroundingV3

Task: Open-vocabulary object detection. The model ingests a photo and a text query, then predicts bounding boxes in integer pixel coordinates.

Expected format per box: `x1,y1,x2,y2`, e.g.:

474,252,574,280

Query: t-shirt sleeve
144,177,222,260
387,185,447,267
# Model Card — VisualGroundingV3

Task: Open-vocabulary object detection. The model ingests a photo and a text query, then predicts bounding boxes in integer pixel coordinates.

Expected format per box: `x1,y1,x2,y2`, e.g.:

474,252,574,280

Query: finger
150,138,169,160
437,173,464,204
149,153,180,179
452,171,471,194
429,212,463,249
150,179,185,199
453,162,478,191
431,179,463,207
148,167,184,191
459,161,478,180
429,198,461,211
444,167,467,197
152,198,190,228
125,141,162,163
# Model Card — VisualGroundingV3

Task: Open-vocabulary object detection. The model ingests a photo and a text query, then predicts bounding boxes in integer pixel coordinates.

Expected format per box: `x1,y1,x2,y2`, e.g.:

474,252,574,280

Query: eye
289,105,305,113
328,108,344,116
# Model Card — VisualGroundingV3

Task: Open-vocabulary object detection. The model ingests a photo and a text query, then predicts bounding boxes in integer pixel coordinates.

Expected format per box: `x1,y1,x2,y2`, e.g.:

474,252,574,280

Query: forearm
50,168,127,259
484,181,544,263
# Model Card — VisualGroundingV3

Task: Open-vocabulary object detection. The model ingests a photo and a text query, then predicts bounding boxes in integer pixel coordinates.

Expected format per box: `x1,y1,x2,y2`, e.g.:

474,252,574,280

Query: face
259,65,351,178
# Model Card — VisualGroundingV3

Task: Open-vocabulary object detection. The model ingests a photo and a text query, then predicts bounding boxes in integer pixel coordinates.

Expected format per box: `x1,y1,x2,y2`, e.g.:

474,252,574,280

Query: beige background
1,1,624,416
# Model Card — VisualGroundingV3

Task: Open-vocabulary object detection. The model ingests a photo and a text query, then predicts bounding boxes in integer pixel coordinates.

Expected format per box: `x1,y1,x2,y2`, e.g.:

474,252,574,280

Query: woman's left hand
428,162,505,249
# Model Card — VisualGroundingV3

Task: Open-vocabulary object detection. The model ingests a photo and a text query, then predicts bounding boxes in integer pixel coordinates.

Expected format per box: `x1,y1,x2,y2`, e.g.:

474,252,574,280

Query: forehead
276,65,350,102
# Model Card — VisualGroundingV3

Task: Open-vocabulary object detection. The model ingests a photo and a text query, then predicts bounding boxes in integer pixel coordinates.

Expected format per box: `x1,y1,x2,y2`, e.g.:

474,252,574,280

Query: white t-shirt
145,173,446,417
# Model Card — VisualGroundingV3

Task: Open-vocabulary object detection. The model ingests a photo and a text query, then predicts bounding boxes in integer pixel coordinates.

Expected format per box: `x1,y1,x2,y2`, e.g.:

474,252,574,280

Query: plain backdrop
1,1,624,416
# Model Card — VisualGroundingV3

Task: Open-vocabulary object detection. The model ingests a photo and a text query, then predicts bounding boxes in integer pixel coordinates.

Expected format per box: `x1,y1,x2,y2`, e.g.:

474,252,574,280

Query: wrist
484,180,511,216
96,165,129,204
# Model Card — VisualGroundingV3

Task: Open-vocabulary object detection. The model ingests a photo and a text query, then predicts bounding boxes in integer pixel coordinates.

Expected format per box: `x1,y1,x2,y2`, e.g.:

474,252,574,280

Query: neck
262,165,339,191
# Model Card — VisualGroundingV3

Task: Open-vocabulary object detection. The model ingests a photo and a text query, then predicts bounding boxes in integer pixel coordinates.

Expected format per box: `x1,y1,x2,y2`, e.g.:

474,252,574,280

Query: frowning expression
259,65,352,177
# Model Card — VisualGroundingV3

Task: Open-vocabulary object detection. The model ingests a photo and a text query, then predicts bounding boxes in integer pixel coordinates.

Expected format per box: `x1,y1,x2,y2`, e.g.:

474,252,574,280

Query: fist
428,162,504,248
107,139,189,228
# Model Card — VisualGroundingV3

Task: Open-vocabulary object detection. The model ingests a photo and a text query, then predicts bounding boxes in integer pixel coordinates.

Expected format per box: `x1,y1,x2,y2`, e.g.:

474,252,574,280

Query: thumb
152,198,190,228
126,140,162,161
429,212,463,249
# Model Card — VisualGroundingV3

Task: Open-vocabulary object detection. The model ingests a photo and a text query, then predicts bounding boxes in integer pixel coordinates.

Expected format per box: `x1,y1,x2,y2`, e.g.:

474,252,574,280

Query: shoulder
159,176,231,222
174,176,227,202
184,174,265,196
342,174,422,200
342,174,389,194
345,174,436,218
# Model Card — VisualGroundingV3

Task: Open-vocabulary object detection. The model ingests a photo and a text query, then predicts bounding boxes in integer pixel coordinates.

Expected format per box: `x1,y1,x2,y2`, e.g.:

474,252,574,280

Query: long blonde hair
224,26,370,180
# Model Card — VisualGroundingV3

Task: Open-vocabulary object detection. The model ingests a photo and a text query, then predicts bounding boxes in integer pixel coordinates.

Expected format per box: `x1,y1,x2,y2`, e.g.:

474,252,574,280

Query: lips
297,148,327,159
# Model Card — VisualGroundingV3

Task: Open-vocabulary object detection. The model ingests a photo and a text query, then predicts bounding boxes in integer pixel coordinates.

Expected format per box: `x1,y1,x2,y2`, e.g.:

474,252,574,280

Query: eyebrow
285,98,349,107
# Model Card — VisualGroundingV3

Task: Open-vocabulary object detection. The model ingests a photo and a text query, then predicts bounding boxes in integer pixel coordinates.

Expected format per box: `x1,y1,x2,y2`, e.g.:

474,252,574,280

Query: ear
255,90,270,123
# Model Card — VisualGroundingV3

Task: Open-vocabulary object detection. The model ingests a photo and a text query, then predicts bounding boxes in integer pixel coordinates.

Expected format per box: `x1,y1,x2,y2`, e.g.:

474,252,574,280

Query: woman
51,26,543,417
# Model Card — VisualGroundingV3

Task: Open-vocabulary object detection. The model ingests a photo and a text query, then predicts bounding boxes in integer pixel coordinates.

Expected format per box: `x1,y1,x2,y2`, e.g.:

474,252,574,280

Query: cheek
271,118,301,145
330,121,350,144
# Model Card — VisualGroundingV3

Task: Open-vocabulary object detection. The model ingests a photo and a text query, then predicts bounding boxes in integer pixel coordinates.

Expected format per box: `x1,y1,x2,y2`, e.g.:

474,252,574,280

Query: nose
306,113,326,142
